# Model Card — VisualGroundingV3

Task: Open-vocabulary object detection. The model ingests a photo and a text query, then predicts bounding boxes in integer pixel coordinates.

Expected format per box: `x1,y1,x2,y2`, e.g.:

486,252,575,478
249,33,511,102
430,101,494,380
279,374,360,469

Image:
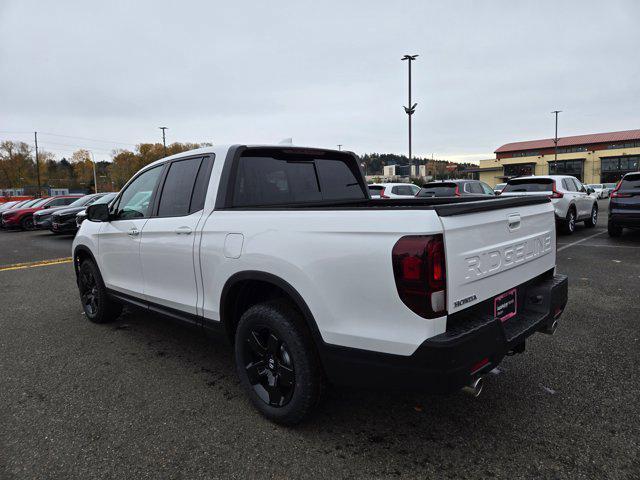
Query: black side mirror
86,203,110,222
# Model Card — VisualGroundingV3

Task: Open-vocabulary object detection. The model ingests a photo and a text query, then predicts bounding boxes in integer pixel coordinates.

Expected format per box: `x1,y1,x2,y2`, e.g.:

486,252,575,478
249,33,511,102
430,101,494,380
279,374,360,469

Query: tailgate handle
507,214,521,230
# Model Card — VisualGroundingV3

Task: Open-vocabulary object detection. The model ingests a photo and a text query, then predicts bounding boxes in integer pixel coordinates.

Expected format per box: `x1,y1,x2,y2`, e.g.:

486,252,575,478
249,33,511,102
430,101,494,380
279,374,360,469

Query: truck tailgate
439,200,556,313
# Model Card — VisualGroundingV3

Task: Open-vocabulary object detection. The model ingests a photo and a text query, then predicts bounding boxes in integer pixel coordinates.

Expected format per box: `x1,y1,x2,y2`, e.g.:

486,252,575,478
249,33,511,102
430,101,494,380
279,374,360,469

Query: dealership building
476,129,640,187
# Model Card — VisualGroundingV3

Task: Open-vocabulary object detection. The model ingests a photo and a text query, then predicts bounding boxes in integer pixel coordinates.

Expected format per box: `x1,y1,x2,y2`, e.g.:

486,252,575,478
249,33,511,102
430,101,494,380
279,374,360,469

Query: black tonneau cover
219,195,550,216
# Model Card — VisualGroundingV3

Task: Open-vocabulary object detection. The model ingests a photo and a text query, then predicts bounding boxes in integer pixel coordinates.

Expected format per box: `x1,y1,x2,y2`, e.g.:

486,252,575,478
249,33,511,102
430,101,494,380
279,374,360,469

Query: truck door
139,156,213,317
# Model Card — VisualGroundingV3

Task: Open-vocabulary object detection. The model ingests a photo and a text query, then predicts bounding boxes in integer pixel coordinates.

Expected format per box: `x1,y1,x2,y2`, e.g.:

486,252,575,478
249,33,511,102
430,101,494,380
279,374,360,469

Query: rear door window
232,151,365,206
466,182,484,194
156,157,209,217
562,179,577,191
503,179,554,193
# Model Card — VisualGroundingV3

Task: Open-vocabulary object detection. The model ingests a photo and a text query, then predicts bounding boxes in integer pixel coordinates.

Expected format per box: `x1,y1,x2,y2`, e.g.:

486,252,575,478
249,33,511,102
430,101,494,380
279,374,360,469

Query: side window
189,156,214,213
573,178,585,192
480,182,494,195
157,157,204,217
467,182,484,194
562,179,576,191
61,197,79,206
391,186,401,195
113,166,163,220
411,185,420,195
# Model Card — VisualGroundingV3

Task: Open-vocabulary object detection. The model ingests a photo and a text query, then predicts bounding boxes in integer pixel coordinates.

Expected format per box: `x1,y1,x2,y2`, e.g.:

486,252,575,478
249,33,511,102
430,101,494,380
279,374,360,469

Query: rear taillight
550,182,564,199
392,235,447,318
610,182,630,198
454,185,461,197
379,187,390,199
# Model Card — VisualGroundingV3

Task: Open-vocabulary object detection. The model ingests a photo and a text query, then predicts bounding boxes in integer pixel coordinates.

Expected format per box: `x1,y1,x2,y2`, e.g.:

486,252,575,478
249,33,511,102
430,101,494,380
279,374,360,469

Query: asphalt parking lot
1,199,639,480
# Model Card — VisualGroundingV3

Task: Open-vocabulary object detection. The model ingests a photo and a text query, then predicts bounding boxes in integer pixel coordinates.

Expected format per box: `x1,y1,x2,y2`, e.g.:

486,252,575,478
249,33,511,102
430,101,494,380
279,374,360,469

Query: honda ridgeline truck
73,145,568,424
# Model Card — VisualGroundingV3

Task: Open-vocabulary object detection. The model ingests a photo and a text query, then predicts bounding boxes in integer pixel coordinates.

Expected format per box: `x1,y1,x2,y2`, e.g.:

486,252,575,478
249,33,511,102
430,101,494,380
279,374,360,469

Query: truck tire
608,221,623,237
78,259,123,323
584,205,598,228
235,299,324,425
560,207,577,235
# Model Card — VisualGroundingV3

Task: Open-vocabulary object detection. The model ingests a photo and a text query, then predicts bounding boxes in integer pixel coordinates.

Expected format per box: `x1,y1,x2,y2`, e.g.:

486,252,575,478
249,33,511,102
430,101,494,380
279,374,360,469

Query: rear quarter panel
199,209,447,355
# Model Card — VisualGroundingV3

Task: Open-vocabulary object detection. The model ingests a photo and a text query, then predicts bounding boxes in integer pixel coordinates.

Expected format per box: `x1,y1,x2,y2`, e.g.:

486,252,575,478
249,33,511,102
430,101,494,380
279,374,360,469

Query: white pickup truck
73,144,568,424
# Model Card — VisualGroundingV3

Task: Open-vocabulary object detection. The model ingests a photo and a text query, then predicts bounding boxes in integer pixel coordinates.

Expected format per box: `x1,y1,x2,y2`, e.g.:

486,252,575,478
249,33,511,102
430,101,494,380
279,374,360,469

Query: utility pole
159,126,168,157
34,131,41,197
337,144,342,151
551,110,562,173
401,54,418,174
90,152,99,193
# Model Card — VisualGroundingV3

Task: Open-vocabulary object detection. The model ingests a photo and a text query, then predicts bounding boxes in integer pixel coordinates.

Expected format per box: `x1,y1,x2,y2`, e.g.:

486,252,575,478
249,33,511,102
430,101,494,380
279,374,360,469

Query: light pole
159,126,168,157
89,152,99,193
337,144,342,151
551,110,562,174
401,54,418,174
34,131,42,197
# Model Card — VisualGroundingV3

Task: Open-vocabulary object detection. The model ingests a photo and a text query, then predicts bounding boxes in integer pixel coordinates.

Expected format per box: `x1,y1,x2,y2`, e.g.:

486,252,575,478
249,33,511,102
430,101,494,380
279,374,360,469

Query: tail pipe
461,376,484,398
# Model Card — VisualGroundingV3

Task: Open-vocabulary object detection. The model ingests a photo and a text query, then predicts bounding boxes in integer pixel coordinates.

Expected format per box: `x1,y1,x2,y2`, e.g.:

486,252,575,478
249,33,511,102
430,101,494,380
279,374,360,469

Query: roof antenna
278,138,293,145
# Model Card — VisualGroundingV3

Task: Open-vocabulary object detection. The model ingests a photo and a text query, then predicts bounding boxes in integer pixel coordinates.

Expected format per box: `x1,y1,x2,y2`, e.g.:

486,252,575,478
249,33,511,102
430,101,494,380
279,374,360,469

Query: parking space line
557,231,606,252
0,257,73,272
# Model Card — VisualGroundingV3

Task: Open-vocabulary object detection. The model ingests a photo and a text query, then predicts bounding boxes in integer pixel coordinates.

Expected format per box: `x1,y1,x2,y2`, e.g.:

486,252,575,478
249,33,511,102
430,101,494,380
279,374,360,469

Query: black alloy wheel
242,327,296,407
79,266,100,319
234,300,324,424
77,260,122,323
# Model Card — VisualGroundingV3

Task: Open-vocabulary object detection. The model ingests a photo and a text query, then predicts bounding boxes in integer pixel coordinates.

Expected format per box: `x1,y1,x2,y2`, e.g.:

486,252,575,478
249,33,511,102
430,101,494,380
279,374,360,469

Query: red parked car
1,195,82,230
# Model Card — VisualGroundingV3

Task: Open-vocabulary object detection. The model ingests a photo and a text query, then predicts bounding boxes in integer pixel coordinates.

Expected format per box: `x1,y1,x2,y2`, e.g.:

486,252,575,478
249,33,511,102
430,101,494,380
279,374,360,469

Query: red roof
495,129,640,153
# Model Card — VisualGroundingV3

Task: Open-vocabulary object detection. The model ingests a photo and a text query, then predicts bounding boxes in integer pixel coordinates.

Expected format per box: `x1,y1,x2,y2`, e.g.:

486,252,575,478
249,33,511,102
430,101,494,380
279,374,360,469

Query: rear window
502,178,554,192
620,173,640,190
417,183,457,197
232,150,366,207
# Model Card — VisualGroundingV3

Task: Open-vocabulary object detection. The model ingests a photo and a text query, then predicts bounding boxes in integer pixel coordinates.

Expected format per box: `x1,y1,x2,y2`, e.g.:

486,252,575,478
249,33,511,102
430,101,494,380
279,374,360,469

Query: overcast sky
1,0,639,163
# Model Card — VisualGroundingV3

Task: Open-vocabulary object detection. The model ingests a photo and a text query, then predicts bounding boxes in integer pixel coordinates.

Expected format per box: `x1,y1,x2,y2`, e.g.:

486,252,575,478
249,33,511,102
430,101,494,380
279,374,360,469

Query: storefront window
548,160,584,181
600,155,640,183
503,163,535,178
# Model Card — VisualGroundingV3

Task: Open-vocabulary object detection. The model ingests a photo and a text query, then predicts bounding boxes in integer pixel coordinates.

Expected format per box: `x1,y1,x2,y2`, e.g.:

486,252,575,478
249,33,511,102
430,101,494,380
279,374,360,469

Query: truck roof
144,144,350,170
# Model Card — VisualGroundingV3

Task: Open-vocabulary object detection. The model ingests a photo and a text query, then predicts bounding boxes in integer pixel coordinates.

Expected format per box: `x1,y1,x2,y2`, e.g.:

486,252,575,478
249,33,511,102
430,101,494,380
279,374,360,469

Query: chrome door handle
175,226,192,235
128,228,139,237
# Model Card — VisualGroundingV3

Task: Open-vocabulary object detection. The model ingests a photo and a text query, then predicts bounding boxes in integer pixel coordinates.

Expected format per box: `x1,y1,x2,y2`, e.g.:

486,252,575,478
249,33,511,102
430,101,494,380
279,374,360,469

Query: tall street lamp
551,110,562,173
401,54,418,174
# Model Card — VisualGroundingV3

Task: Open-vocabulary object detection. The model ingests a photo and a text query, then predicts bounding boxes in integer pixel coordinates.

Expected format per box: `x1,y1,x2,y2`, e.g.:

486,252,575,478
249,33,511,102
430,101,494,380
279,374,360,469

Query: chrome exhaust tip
541,320,558,335
461,376,484,398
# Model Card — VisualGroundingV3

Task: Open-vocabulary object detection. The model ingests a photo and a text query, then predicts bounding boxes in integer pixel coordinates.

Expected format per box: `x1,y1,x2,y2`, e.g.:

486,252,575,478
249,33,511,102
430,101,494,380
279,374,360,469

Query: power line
0,130,137,146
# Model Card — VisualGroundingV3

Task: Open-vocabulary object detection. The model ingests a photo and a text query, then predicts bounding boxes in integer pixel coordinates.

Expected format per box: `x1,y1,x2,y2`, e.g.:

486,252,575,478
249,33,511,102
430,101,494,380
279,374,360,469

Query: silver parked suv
500,175,598,234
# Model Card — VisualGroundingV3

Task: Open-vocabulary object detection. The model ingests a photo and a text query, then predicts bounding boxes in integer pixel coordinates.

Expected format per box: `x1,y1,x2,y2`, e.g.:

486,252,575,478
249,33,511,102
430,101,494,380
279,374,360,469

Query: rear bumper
321,273,568,393
609,211,640,227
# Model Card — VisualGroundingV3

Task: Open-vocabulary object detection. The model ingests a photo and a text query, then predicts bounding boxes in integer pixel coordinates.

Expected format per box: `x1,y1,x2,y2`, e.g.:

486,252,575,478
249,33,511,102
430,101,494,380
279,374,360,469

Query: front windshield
67,195,97,208
94,192,117,205
30,198,48,207
19,199,41,208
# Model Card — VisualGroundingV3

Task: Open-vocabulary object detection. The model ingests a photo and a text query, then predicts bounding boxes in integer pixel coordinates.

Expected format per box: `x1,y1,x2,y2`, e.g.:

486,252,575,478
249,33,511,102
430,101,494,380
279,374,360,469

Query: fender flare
220,270,326,351
72,245,98,277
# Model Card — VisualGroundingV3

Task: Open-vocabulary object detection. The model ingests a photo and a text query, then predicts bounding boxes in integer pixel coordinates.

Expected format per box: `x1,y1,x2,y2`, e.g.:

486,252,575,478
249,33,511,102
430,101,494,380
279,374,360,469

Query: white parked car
368,182,419,199
586,184,608,199
500,175,598,234
73,144,567,424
